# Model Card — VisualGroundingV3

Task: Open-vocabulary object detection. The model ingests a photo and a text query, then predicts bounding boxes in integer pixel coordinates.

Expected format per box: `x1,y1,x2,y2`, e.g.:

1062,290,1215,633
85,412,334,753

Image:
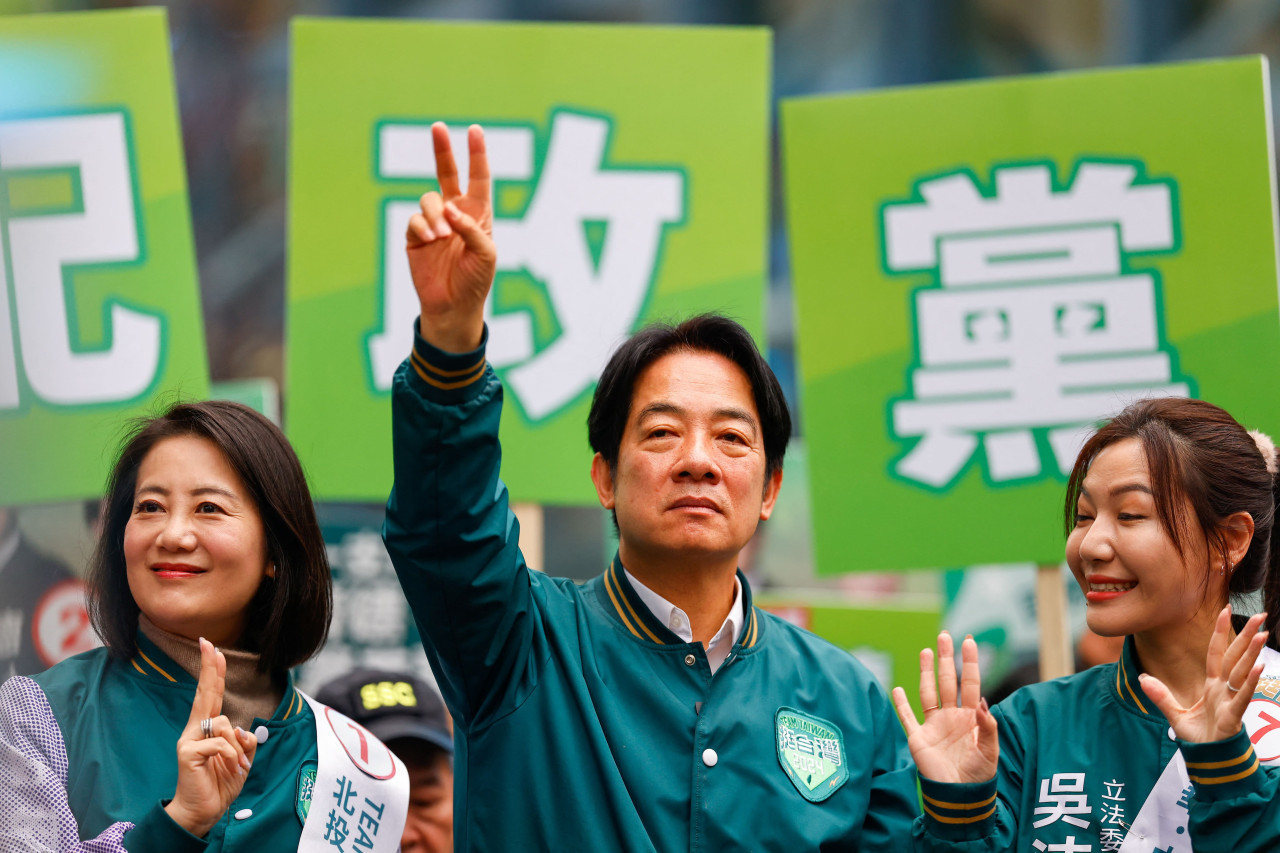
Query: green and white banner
783,57,1280,572
288,19,770,503
0,9,207,506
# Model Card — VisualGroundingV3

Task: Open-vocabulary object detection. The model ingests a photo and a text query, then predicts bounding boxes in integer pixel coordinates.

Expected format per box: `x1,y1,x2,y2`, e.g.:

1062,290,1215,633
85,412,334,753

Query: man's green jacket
383,329,920,852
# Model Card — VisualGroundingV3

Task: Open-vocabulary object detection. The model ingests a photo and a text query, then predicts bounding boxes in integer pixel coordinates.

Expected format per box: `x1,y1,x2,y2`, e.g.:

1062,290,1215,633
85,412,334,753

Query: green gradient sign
288,19,770,503
782,57,1280,572
0,9,207,505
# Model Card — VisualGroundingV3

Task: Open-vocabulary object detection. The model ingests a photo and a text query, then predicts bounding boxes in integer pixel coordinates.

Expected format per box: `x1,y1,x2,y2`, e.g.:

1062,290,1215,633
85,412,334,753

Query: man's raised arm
384,124,539,729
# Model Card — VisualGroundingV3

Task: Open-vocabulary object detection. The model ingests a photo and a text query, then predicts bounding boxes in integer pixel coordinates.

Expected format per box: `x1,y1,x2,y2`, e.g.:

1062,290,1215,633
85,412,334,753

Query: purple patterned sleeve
0,676,132,853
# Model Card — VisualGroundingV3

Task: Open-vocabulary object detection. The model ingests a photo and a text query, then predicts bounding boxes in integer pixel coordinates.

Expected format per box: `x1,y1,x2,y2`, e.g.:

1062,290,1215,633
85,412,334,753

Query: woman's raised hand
164,638,258,837
1140,607,1268,744
892,632,999,784
406,122,496,354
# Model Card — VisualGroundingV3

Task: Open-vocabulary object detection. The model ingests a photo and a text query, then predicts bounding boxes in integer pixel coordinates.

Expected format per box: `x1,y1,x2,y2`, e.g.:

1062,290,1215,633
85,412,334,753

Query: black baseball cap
316,668,453,755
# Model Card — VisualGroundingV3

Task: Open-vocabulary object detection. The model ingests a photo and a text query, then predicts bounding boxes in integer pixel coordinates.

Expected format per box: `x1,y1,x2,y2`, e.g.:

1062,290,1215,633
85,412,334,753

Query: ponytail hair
1264,437,1280,644
1064,397,1279,646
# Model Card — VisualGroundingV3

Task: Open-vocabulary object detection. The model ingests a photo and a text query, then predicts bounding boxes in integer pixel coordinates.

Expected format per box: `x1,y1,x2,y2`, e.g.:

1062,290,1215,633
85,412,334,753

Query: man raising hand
385,123,919,851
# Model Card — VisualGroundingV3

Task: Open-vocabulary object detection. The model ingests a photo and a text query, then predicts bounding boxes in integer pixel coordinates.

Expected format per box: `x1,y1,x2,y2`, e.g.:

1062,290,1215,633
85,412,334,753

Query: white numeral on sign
0,112,160,409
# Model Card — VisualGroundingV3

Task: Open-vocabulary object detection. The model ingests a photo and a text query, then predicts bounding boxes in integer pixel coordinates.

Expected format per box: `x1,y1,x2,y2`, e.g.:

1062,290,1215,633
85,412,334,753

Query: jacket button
254,725,270,744
234,808,253,820
684,654,696,666
702,748,718,767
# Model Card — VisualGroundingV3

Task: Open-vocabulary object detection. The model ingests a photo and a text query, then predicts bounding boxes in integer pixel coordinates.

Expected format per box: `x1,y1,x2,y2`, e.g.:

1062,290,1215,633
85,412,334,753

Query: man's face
591,349,781,569
399,747,454,853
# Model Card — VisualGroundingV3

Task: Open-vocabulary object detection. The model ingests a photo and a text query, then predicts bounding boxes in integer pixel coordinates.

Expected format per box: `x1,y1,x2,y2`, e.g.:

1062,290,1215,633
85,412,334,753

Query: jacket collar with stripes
593,555,765,652
130,629,307,721
1110,634,1167,720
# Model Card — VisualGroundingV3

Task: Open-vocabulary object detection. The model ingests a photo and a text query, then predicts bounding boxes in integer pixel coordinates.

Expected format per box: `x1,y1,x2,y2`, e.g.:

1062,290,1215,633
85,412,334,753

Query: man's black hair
587,313,790,479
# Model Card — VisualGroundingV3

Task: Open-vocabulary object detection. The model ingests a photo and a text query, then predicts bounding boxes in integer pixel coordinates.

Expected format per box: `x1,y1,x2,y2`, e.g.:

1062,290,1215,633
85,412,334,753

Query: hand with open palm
1141,607,1269,744
893,632,999,784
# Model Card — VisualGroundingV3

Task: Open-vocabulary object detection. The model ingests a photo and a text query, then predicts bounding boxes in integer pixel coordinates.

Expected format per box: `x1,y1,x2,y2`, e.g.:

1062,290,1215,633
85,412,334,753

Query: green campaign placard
288,19,769,503
0,9,208,506
782,57,1280,573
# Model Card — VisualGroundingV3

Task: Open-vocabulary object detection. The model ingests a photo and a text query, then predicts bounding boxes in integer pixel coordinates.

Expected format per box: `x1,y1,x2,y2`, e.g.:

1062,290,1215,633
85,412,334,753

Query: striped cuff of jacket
919,775,999,835
408,320,490,405
1181,727,1265,801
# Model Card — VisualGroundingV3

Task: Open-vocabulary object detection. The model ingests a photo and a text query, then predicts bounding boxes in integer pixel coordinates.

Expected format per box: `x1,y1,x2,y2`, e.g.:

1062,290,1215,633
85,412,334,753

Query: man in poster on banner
382,122,919,850
0,506,94,679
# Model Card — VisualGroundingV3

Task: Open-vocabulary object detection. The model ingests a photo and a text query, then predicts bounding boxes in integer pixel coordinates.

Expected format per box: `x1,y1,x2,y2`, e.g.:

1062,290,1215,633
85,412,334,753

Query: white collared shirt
624,569,743,674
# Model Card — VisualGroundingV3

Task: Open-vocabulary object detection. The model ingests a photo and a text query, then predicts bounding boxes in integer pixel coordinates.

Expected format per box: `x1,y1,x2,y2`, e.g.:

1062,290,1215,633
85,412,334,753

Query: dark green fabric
384,328,920,852
33,633,317,852
121,802,206,853
914,636,1280,851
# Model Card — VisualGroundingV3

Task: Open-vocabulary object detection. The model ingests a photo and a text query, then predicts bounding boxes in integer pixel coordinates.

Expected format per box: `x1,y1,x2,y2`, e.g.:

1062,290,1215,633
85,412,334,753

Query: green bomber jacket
383,326,921,852
914,637,1280,852
2,632,317,852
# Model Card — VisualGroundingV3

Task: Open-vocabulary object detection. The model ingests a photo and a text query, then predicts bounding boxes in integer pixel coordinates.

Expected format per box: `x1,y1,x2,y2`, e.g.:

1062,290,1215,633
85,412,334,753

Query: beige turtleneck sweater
138,615,285,730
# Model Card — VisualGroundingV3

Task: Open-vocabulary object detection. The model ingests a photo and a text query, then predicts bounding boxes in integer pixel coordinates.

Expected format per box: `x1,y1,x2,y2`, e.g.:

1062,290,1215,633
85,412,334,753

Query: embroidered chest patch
775,707,849,802
296,760,317,825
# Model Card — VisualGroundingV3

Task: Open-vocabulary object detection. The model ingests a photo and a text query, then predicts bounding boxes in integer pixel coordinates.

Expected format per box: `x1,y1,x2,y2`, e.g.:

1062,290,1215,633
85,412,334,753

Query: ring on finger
1227,682,1243,694
200,717,214,739
922,704,940,712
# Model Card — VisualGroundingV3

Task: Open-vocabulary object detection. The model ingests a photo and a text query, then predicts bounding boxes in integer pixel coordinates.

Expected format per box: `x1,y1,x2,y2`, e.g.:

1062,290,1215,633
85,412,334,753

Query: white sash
1118,646,1280,852
297,690,409,853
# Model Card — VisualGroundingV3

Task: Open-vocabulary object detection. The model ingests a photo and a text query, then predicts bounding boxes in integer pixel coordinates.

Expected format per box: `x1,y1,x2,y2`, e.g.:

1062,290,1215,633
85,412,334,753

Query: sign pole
1035,563,1073,681
514,503,545,573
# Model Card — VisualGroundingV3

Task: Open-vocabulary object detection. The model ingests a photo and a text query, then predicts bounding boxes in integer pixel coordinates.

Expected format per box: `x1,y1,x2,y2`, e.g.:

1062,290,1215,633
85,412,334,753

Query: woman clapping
899,398,1280,852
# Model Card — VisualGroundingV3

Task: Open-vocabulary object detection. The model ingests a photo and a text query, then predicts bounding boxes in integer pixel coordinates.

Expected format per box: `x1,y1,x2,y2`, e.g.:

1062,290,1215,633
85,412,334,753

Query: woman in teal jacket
0,401,344,852
899,397,1280,852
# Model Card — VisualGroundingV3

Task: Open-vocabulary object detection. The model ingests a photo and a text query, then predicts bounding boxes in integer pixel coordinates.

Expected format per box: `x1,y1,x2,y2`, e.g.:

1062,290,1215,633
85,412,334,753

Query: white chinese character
1101,780,1125,802
1032,772,1091,829
341,531,393,583
815,737,841,766
370,111,685,421
883,162,1189,489
1032,838,1093,853
1098,827,1124,853
345,585,409,645
778,729,797,751
795,733,815,755
0,610,22,658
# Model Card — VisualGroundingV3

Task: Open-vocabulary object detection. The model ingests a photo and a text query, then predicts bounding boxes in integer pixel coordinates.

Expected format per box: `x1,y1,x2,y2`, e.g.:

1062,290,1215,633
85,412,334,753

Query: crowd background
4,0,1279,690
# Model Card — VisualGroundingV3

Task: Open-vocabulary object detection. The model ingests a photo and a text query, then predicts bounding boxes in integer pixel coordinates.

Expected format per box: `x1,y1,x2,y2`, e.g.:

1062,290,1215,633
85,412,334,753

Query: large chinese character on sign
288,19,769,504
0,9,208,506
783,56,1280,572
366,111,684,422
883,160,1193,490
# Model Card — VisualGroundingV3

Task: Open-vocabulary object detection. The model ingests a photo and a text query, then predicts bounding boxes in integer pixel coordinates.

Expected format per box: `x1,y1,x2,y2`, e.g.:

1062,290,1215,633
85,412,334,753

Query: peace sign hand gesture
893,632,999,784
164,638,259,838
1140,607,1269,744
406,122,496,354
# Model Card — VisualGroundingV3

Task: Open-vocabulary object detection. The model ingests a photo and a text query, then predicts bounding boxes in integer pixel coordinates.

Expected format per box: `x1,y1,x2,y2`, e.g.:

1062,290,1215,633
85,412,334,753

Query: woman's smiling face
1066,437,1221,640
124,434,271,647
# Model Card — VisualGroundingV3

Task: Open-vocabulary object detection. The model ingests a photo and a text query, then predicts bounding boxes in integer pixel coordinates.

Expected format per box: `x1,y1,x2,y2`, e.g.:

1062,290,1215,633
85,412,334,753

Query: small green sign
288,19,770,503
0,9,208,505
774,707,848,802
782,57,1280,572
